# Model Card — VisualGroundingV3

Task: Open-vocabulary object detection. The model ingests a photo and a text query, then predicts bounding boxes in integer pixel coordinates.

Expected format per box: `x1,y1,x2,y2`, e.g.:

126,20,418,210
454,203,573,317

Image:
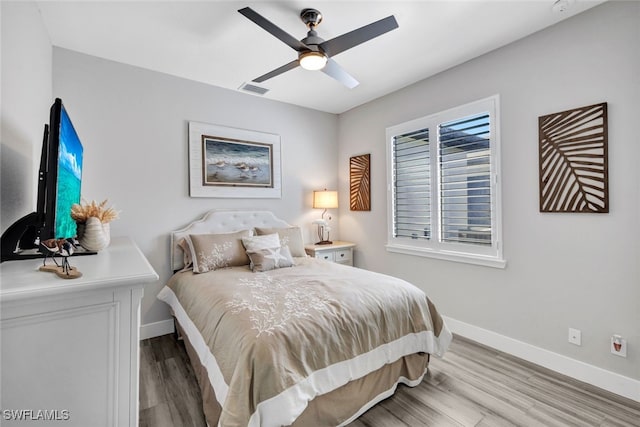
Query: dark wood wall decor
350,154,371,211
538,102,608,213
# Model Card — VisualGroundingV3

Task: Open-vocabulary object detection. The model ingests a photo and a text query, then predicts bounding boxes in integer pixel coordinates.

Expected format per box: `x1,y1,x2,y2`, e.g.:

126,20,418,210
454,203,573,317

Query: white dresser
0,237,158,427
305,241,356,266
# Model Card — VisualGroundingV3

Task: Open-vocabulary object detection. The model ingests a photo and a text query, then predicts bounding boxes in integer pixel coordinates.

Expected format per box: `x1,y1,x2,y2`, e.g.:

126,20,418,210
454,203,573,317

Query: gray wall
338,1,639,379
50,49,339,325
1,2,52,231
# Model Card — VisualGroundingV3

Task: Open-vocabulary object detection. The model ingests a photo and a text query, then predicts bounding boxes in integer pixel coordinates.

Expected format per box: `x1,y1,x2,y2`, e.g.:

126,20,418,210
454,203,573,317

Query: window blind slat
439,112,492,246
392,129,431,240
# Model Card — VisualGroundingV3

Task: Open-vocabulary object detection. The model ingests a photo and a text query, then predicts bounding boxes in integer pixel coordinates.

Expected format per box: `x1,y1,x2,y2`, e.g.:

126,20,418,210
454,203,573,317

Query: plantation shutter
392,128,431,240
438,113,492,246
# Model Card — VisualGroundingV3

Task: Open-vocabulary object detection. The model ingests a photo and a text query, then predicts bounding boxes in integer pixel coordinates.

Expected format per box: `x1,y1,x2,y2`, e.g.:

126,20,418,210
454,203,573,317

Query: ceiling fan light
299,51,327,71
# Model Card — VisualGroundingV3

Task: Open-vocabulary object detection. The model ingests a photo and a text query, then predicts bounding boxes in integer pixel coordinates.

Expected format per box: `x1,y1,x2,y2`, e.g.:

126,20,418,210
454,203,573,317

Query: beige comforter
158,257,451,427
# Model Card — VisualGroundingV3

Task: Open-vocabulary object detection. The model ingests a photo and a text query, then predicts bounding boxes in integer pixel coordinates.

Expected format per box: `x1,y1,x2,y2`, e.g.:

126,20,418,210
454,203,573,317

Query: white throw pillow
242,234,281,269
241,233,281,252
246,246,295,272
254,226,307,258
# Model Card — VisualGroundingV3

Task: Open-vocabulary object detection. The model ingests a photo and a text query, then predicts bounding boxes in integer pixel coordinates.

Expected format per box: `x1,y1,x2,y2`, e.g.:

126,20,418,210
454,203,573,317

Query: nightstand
305,241,356,266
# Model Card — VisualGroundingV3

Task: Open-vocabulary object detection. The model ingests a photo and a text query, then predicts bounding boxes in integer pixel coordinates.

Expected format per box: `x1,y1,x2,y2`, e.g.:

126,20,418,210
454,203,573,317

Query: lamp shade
313,190,338,209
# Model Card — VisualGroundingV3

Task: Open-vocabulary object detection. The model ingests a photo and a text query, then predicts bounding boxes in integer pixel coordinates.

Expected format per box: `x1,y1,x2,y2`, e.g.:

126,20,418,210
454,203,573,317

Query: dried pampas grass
71,199,120,223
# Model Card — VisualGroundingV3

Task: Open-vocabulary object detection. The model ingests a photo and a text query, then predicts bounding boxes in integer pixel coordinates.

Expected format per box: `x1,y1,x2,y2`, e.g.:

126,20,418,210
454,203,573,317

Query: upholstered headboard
171,210,292,271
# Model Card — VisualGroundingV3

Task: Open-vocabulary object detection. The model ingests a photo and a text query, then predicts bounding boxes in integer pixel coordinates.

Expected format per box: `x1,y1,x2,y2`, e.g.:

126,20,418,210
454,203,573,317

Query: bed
157,210,452,427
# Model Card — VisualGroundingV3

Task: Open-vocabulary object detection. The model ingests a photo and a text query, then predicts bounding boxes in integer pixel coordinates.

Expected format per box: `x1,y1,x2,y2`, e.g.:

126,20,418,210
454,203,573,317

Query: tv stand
7,245,96,258
1,212,98,262
1,212,41,262
69,245,98,256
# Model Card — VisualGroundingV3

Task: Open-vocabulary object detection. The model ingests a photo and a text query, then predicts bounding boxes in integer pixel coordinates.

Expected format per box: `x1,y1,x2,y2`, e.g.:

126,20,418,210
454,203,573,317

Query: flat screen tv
1,98,91,261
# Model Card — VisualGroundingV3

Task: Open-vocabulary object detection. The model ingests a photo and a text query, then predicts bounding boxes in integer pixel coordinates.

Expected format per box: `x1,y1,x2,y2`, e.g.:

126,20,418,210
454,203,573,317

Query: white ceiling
36,0,605,114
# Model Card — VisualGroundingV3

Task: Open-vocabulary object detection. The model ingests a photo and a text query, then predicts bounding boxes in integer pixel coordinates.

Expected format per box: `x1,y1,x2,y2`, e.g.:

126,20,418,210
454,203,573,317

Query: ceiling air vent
239,82,269,96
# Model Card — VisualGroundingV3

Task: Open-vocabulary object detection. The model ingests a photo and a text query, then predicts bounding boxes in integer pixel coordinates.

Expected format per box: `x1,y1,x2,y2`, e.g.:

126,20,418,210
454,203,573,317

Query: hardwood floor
139,334,640,426
139,334,207,427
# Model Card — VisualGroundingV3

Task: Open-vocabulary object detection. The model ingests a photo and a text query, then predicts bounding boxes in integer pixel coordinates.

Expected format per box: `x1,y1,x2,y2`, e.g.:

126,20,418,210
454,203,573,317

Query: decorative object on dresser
305,240,356,266
188,121,281,198
312,189,338,244
350,153,371,211
1,237,158,427
39,238,82,279
72,199,119,251
538,102,608,213
77,216,110,251
159,210,451,427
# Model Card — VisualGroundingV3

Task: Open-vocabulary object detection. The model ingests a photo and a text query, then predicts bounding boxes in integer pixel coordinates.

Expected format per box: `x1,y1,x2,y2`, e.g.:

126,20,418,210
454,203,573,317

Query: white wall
1,2,52,232
52,48,339,325
338,1,639,381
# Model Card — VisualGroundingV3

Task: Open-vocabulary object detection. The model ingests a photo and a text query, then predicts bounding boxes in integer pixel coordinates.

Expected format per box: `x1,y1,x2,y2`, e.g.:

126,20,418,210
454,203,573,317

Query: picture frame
189,121,281,198
538,102,608,213
350,153,371,211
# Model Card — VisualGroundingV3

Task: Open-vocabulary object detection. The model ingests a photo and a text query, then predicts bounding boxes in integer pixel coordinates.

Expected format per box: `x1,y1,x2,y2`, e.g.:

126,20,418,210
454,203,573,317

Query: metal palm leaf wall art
350,154,371,211
538,102,608,213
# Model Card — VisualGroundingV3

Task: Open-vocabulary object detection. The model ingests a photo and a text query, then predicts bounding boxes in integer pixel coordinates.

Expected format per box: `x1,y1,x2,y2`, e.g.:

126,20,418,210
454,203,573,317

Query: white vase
78,217,110,251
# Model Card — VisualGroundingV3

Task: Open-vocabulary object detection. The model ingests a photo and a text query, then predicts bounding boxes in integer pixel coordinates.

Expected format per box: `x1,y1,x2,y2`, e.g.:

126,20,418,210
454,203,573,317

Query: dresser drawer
315,251,335,262
334,249,352,264
305,242,356,267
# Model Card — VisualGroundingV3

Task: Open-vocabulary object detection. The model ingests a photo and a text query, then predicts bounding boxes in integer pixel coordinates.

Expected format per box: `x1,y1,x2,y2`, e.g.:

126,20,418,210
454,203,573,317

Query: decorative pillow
177,238,193,270
241,233,281,252
254,226,306,258
185,230,252,273
247,246,295,272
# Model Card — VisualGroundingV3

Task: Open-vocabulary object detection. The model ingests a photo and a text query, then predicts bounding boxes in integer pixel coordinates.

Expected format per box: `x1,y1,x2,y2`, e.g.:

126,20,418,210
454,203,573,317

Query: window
386,96,505,268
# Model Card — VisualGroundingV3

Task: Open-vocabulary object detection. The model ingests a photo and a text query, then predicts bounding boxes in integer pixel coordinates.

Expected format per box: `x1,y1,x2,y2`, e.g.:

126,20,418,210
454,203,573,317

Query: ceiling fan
238,7,399,89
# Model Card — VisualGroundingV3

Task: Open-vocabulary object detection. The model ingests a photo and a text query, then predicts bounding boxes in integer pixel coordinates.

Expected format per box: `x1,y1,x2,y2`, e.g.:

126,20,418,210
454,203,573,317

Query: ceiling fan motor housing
301,30,325,50
300,8,323,29
300,9,325,58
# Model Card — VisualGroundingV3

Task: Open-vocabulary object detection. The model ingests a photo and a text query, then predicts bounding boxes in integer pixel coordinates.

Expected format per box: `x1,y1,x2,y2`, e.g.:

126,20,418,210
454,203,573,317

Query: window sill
385,244,507,269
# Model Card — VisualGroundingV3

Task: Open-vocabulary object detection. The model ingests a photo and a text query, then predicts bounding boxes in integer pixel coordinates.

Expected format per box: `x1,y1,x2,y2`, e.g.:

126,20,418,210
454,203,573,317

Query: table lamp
313,189,338,244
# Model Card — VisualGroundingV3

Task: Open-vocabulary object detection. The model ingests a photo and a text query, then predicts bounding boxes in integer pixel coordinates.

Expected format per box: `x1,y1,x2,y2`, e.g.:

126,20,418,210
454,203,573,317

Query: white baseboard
443,316,640,402
140,319,175,340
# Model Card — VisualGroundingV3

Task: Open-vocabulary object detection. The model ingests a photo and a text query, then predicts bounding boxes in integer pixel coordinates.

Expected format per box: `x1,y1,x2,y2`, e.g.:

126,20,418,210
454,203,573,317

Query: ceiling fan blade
238,7,309,52
253,60,300,83
319,15,398,57
321,58,359,89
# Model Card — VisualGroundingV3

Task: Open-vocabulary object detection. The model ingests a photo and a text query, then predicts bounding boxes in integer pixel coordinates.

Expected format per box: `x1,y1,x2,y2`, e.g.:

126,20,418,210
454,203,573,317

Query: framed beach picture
203,138,273,187
189,121,281,198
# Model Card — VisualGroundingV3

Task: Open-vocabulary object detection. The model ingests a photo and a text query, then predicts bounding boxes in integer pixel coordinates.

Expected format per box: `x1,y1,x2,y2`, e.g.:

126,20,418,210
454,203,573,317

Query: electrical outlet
611,335,627,357
568,328,581,346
